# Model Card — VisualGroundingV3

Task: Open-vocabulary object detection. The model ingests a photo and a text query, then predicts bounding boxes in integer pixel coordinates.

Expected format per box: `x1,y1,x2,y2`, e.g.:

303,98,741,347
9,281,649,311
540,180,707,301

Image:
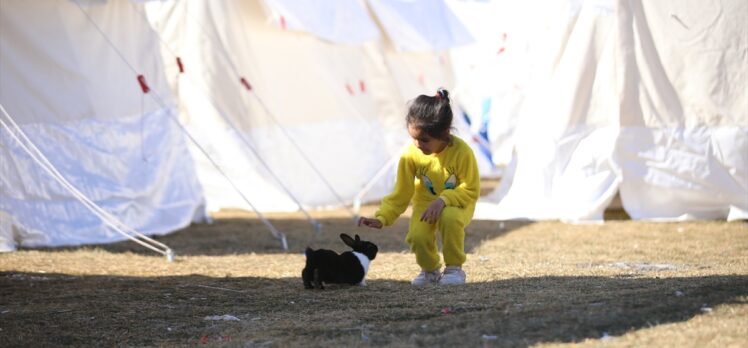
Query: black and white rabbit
302,233,378,289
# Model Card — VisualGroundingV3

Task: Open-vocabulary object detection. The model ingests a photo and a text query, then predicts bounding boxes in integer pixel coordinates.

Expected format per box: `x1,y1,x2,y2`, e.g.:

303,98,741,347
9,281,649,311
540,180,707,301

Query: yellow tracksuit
375,135,480,272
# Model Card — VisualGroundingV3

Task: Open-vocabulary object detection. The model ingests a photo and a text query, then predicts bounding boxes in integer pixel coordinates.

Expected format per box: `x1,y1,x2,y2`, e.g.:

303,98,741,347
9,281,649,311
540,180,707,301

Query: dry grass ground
1,183,747,347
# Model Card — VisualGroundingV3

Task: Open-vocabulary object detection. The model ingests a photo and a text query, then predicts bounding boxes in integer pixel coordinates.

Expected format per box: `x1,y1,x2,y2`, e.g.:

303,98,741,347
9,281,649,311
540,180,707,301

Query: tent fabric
0,0,206,249
0,210,14,251
259,0,380,45
447,0,564,172
147,0,397,212
475,0,748,222
367,0,474,52
145,0,461,213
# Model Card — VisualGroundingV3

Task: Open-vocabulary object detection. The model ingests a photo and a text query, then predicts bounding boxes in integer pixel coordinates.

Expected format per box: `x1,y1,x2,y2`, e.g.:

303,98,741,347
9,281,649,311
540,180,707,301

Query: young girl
358,88,480,285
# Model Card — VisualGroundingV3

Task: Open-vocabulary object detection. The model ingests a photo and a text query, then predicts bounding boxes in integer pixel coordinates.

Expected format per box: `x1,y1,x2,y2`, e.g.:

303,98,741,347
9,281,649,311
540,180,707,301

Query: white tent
0,0,206,252
474,0,748,222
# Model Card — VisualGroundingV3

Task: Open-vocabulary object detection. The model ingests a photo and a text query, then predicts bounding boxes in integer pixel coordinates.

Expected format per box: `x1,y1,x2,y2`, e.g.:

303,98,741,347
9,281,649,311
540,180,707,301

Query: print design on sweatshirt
417,166,436,195
444,166,457,190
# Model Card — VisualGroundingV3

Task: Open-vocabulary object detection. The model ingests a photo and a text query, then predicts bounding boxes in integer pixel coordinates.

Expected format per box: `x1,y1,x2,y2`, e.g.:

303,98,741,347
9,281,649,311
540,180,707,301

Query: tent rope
0,104,174,261
72,0,288,250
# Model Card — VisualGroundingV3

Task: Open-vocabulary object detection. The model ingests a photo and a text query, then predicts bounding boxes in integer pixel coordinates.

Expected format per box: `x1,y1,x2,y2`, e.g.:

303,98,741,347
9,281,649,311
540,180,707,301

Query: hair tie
435,88,445,100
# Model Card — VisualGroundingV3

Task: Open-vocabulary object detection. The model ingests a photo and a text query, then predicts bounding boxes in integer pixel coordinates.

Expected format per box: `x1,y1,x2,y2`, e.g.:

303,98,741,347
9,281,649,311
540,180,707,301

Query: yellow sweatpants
406,205,473,272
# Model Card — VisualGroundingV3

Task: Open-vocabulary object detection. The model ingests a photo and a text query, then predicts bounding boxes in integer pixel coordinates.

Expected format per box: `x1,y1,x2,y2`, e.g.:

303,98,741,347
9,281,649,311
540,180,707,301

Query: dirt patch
1,197,747,347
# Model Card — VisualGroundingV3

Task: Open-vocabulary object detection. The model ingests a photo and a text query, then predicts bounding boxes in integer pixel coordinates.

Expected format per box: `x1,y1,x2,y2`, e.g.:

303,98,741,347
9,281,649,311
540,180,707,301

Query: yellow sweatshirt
375,135,480,226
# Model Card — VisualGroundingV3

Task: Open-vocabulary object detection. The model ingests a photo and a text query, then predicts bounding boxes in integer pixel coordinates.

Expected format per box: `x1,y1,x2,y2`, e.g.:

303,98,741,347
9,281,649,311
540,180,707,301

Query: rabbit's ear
355,235,361,242
340,233,356,247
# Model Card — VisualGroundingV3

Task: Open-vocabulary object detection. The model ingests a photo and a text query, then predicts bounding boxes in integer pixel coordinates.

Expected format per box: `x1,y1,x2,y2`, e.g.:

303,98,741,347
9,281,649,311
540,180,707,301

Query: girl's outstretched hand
420,198,446,224
358,217,383,229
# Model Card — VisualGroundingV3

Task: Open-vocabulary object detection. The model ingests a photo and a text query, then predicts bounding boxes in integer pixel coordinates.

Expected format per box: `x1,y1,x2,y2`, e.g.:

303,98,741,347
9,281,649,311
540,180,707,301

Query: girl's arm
374,155,415,226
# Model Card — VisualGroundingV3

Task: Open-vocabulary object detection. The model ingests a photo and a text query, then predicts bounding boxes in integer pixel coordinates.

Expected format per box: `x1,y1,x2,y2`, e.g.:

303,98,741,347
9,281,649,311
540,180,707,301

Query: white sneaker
438,266,466,285
411,269,441,286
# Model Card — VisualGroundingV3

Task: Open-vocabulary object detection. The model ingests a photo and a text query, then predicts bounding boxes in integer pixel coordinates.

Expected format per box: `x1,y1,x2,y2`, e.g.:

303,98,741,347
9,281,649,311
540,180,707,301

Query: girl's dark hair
406,88,452,139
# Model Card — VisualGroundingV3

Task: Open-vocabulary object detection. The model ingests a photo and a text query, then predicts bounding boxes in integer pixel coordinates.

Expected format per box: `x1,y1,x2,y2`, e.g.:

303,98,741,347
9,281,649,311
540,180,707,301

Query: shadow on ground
1,272,745,347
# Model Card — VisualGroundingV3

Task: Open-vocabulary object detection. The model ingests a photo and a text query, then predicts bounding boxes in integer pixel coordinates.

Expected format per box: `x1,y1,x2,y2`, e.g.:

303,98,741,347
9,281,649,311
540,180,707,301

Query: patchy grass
1,200,747,347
